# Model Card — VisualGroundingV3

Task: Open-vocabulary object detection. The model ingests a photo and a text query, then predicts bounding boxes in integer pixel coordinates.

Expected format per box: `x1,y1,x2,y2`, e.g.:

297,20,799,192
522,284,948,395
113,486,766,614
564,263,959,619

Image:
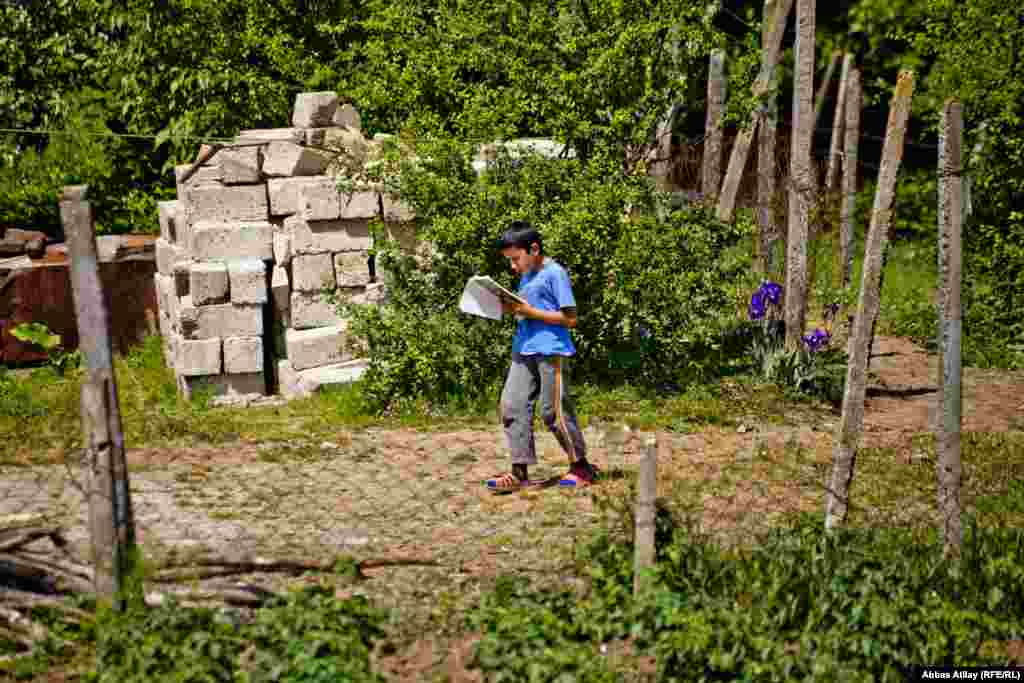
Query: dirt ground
2,335,1022,681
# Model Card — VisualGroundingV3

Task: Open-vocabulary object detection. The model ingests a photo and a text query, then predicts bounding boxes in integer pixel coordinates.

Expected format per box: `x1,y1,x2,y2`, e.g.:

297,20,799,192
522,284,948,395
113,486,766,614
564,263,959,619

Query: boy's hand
502,299,527,316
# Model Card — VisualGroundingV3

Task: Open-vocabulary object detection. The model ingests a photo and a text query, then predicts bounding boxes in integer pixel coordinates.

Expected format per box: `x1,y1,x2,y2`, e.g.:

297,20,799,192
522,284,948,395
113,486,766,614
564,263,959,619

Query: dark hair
496,220,543,254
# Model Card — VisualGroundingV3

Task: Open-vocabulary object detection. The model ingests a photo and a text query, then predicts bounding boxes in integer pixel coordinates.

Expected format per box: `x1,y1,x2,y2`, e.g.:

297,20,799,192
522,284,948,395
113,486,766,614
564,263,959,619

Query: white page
459,278,504,320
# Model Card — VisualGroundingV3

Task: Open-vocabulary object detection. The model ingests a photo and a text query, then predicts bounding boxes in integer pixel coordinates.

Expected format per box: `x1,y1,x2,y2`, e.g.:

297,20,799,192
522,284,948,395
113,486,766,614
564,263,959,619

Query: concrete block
292,253,336,292
299,177,342,221
190,261,229,306
155,238,185,276
219,147,261,184
158,200,181,243
291,291,344,330
334,251,372,287
383,221,419,251
281,358,367,398
273,231,292,265
176,338,222,376
268,176,332,217
180,373,266,400
271,266,291,329
235,128,304,145
179,300,263,340
190,221,273,261
155,273,176,325
322,128,370,173
285,216,372,254
175,163,222,195
223,336,264,374
382,194,415,223
228,258,267,304
183,183,269,227
292,91,339,128
338,283,387,306
262,141,329,177
340,190,379,220
276,359,306,399
172,261,191,297
333,103,361,130
285,324,351,370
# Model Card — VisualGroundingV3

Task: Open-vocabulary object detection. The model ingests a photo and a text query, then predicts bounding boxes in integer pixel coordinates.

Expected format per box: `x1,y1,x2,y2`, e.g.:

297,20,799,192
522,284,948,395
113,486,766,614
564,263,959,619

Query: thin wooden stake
825,54,853,191
61,186,139,608
840,68,862,287
633,435,657,596
813,50,843,133
937,99,963,558
756,9,780,275
716,0,794,222
702,49,727,200
825,72,915,530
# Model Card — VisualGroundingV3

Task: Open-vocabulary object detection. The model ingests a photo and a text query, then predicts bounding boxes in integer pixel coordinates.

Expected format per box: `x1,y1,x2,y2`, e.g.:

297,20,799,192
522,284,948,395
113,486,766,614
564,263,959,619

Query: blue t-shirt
512,258,576,356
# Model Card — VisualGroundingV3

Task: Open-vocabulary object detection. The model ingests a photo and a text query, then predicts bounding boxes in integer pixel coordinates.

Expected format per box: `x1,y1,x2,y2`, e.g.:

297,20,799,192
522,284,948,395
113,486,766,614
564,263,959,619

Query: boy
487,221,598,491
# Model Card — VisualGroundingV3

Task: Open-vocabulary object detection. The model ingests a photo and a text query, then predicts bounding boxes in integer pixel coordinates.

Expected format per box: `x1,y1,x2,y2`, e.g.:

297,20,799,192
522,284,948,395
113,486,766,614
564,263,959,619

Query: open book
459,275,525,321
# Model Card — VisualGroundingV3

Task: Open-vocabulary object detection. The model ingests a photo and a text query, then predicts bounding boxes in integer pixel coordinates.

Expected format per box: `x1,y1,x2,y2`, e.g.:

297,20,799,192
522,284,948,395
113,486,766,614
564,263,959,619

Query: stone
219,147,261,184
190,261,229,306
267,176,332,217
381,194,415,223
176,338,222,376
270,266,291,329
291,291,344,330
285,324,351,370
281,359,368,398
183,183,268,227
179,300,263,339
154,273,177,326
179,373,266,401
339,190,379,220
276,359,305,399
172,261,191,297
333,103,361,130
383,221,418,251
261,141,329,177
334,251,372,287
157,200,181,244
272,231,292,265
235,128,304,145
190,221,273,261
322,128,370,173
155,238,185,276
223,336,264,374
292,91,339,128
338,282,387,306
292,253,336,292
174,163,222,196
228,258,267,305
298,177,342,221
285,216,372,254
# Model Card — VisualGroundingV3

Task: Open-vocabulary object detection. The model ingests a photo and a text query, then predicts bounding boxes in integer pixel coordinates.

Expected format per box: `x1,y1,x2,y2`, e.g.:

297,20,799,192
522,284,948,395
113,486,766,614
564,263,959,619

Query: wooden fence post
813,50,843,133
702,49,727,201
937,99,963,558
633,435,658,596
716,0,794,222
824,72,915,530
825,54,853,192
756,7,780,275
784,0,815,351
840,67,862,287
60,186,139,608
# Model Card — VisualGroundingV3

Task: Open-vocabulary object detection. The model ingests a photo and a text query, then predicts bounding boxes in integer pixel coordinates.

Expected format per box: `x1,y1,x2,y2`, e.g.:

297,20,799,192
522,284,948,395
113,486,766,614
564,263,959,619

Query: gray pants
499,353,587,466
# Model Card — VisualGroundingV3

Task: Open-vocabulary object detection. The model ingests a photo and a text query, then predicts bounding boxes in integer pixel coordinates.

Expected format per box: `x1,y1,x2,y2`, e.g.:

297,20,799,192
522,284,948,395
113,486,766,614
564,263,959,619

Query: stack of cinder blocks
154,91,415,403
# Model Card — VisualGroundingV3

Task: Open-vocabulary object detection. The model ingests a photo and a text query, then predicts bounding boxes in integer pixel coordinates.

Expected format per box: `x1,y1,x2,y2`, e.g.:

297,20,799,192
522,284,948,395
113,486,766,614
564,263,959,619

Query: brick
285,324,351,370
290,291,344,330
271,266,291,329
339,190,379,220
179,300,263,339
262,141,329,177
158,201,181,243
267,176,331,217
228,258,267,304
179,373,266,400
292,253,336,292
334,251,372,287
235,128,304,145
333,103,362,130
273,231,292,265
219,147,261,184
183,183,268,227
176,338,222,376
292,91,339,128
190,221,273,261
223,336,264,374
190,261,229,305
298,177,342,221
285,216,372,254
155,238,185,276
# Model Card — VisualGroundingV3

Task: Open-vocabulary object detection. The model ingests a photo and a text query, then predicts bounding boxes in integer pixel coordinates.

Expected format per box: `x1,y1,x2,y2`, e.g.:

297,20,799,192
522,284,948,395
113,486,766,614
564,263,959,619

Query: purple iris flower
748,291,767,321
823,302,840,321
759,281,783,305
803,328,831,352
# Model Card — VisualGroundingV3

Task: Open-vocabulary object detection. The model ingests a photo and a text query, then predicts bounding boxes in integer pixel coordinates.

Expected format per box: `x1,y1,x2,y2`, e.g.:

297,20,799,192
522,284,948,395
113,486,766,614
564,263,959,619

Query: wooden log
633,435,657,596
756,6,780,275
840,68,862,287
702,49,727,201
825,54,854,191
825,71,915,530
0,527,67,553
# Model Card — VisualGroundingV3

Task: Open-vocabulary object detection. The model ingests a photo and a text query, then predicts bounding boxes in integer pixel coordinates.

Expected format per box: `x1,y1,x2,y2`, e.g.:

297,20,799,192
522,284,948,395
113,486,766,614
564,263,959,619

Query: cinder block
276,359,306,399
172,261,191,297
179,300,263,339
223,336,264,374
228,258,267,304
154,273,176,325
190,261,229,306
219,147,261,184
190,221,273,261
383,221,418,251
382,194,415,223
176,338,222,376
155,238,185,276
179,372,266,400
291,291,344,330
285,324,351,370
175,163,222,195
334,251,372,287
337,283,387,306
339,190,379,220
262,141,329,177
299,177,342,221
183,183,268,227
292,91,339,128
267,176,332,217
158,201,181,243
271,266,291,329
285,216,372,254
292,253,336,292
235,128,304,145
273,231,292,265
333,103,361,130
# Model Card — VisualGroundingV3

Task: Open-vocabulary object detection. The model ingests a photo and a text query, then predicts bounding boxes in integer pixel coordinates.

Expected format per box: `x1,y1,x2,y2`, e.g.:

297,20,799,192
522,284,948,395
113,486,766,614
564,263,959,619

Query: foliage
9,322,81,375
0,368,48,419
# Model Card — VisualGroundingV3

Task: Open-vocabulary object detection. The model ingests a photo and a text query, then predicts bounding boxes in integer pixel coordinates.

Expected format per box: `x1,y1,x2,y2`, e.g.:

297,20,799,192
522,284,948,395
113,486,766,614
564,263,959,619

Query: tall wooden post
756,8,780,275
840,67,862,287
784,0,815,351
702,49,728,201
633,435,657,596
61,186,139,608
937,100,963,558
716,0,794,222
825,54,853,192
824,72,915,530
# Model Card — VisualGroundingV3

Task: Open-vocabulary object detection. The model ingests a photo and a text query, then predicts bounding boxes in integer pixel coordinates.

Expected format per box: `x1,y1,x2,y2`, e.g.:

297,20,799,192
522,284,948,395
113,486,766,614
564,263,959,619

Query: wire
0,127,236,144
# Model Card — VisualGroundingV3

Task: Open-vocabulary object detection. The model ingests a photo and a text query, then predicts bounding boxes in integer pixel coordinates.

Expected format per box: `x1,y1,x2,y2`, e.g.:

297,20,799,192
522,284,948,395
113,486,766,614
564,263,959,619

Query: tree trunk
756,8,780,275
702,49,727,201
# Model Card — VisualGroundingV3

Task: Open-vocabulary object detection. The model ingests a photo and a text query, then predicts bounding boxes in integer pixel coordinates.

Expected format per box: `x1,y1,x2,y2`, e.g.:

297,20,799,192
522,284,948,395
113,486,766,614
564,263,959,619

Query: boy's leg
537,355,589,469
499,354,542,473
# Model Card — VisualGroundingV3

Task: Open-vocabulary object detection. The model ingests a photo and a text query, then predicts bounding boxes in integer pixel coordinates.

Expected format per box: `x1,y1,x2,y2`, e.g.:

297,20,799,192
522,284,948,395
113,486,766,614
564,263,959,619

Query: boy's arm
502,301,577,328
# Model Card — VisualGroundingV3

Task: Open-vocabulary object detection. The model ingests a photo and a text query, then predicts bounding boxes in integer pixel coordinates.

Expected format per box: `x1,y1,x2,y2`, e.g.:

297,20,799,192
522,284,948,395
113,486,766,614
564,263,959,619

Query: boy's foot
559,461,599,488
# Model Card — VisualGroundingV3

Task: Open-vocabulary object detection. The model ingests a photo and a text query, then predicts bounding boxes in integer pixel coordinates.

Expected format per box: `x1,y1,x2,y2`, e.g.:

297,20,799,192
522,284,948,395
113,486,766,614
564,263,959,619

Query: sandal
486,473,555,494
559,462,599,488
